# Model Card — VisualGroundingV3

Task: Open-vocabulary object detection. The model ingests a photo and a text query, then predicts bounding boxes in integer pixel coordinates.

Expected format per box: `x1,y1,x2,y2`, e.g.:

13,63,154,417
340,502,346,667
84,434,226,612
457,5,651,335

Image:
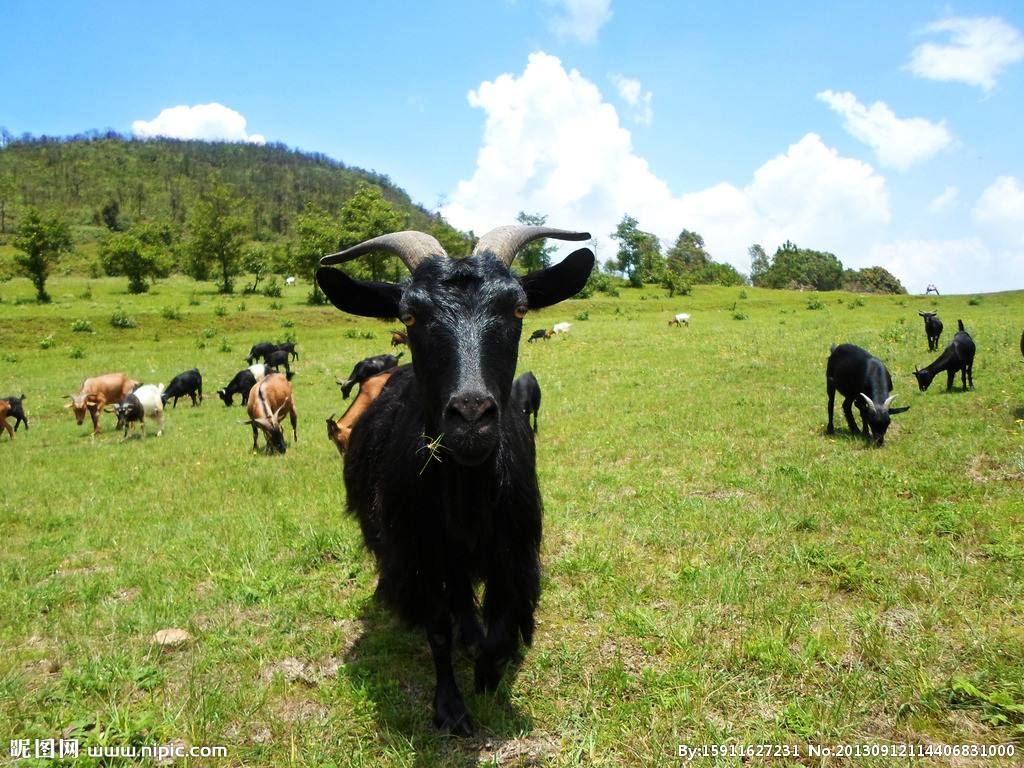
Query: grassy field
1,274,1022,766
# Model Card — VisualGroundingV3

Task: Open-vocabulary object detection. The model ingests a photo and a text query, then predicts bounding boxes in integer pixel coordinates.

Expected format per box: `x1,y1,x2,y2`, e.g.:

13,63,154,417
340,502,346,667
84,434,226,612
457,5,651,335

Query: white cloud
867,238,1014,296
928,185,958,214
132,103,266,144
908,16,1024,91
545,0,612,44
610,73,653,125
974,175,1024,240
443,52,889,276
816,90,952,169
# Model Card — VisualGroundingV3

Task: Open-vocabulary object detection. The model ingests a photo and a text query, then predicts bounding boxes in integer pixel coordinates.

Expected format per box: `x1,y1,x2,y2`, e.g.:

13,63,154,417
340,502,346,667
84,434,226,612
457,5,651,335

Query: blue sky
2,1,1023,291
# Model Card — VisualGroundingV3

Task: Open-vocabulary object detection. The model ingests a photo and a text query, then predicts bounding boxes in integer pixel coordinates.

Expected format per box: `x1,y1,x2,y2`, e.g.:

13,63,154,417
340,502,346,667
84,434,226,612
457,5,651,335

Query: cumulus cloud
610,74,653,125
974,175,1024,240
545,0,612,44
443,52,889,275
928,185,958,214
132,103,266,144
867,238,1015,295
816,90,953,169
908,16,1024,91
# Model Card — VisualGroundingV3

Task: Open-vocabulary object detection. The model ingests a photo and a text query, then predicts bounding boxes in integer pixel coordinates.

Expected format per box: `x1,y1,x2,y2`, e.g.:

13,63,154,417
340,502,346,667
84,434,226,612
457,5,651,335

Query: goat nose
445,391,497,424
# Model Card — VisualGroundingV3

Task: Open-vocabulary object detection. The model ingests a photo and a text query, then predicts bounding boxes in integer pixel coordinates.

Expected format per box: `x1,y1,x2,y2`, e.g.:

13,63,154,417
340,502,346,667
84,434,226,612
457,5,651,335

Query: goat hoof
826,425,834,435
433,696,474,736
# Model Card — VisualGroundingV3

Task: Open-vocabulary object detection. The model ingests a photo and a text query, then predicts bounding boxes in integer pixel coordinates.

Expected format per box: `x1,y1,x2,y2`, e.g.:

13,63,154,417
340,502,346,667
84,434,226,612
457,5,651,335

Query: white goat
552,322,572,335
669,312,690,327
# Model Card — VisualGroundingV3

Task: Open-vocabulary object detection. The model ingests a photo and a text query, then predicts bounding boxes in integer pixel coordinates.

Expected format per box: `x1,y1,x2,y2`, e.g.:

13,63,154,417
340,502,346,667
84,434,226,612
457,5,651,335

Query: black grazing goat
526,328,550,343
336,352,404,399
918,311,943,351
826,343,909,446
217,369,257,406
316,225,593,734
276,341,299,361
511,371,542,433
913,319,975,392
264,349,292,378
1,394,29,431
162,368,203,408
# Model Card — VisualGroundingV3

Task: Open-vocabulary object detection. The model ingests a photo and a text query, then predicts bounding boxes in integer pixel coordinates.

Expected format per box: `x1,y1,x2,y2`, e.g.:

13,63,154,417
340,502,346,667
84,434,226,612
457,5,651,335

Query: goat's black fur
264,349,292,377
337,352,404,399
526,328,549,343
275,341,299,361
826,343,909,446
511,371,541,433
918,311,943,351
162,368,203,408
317,246,593,735
913,319,975,392
113,393,144,436
2,394,29,431
245,341,277,365
217,369,257,406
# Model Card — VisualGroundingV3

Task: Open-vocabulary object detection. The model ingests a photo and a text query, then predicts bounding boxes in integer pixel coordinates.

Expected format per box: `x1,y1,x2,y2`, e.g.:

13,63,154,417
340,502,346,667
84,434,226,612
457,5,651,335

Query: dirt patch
263,655,344,685
54,564,113,577
688,488,749,501
968,455,1024,484
596,635,659,677
272,696,327,723
474,733,560,766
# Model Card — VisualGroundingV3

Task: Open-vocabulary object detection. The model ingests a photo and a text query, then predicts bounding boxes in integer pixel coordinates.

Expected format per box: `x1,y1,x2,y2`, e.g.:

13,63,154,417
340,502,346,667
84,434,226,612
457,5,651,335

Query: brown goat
326,370,394,456
244,373,297,454
65,373,142,434
0,400,12,440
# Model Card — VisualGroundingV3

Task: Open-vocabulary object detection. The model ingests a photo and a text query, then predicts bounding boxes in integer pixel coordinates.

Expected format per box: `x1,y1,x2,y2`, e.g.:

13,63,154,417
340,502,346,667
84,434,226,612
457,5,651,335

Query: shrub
269,300,283,311
575,310,589,321
262,278,282,298
214,305,227,317
236,301,246,312
71,318,93,333
202,328,216,339
806,297,825,311
69,346,86,359
968,296,982,306
79,284,93,300
161,306,181,321
739,289,748,299
188,294,201,306
110,308,136,329
219,339,233,353
281,318,295,328
39,334,54,350
344,329,374,340
733,311,748,320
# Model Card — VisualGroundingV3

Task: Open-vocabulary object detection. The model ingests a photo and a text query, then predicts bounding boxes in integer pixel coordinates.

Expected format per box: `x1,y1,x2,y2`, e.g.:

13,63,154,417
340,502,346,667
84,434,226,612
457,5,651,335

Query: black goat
511,371,541,433
264,349,292,377
526,328,550,343
1,394,29,431
336,352,404,399
246,341,277,365
275,341,299,361
826,343,909,446
217,369,257,406
162,368,203,408
317,225,593,734
913,319,975,392
918,311,943,351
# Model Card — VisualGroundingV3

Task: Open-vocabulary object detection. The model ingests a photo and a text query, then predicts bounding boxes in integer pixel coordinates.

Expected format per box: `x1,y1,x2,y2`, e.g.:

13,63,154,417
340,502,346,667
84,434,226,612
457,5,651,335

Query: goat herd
3,224,1024,737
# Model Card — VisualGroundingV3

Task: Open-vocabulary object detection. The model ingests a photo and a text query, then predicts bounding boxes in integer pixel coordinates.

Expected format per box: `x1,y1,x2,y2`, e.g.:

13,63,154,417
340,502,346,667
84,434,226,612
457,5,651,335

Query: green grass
1,275,1023,766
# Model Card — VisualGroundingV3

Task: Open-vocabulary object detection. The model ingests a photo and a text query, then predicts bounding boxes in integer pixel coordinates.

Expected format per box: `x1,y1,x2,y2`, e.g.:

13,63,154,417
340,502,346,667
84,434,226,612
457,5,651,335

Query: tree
610,215,663,287
100,199,121,231
242,247,270,294
186,181,246,293
428,215,473,258
337,185,403,281
13,207,72,302
514,212,557,273
294,204,341,303
759,241,844,291
748,244,769,286
841,266,906,294
666,229,710,273
99,231,161,293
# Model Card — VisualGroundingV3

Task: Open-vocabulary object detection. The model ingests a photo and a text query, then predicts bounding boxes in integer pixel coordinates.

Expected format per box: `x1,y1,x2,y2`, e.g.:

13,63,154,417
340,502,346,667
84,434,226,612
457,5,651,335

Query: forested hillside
0,132,430,236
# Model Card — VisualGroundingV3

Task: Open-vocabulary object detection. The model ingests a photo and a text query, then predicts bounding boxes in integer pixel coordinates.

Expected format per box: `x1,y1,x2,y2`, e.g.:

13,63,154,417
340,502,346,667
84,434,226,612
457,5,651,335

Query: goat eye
514,305,528,319
400,313,416,327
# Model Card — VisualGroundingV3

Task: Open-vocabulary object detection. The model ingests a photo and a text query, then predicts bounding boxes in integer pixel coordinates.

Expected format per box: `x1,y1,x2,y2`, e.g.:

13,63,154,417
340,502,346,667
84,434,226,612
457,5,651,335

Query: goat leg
841,397,859,434
426,613,473,735
826,383,836,434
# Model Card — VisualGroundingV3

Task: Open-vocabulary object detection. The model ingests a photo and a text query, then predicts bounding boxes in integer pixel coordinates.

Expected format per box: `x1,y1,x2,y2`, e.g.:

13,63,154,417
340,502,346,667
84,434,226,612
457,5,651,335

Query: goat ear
520,248,595,309
316,267,402,318
890,406,910,415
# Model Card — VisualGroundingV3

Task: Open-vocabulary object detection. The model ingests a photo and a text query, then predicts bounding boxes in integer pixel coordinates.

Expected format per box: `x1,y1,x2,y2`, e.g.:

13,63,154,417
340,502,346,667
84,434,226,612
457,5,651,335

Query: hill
0,133,444,274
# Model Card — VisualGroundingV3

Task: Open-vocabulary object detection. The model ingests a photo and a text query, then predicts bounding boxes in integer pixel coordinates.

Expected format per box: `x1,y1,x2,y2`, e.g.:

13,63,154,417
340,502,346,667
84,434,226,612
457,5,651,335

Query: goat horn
320,231,447,273
471,225,591,267
883,395,896,409
859,393,877,412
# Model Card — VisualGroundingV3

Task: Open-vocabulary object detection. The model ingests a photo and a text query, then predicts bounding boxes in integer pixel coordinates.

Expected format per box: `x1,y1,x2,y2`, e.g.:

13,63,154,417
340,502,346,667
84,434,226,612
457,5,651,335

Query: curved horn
883,395,896,410
320,231,447,273
858,393,877,412
472,225,591,267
